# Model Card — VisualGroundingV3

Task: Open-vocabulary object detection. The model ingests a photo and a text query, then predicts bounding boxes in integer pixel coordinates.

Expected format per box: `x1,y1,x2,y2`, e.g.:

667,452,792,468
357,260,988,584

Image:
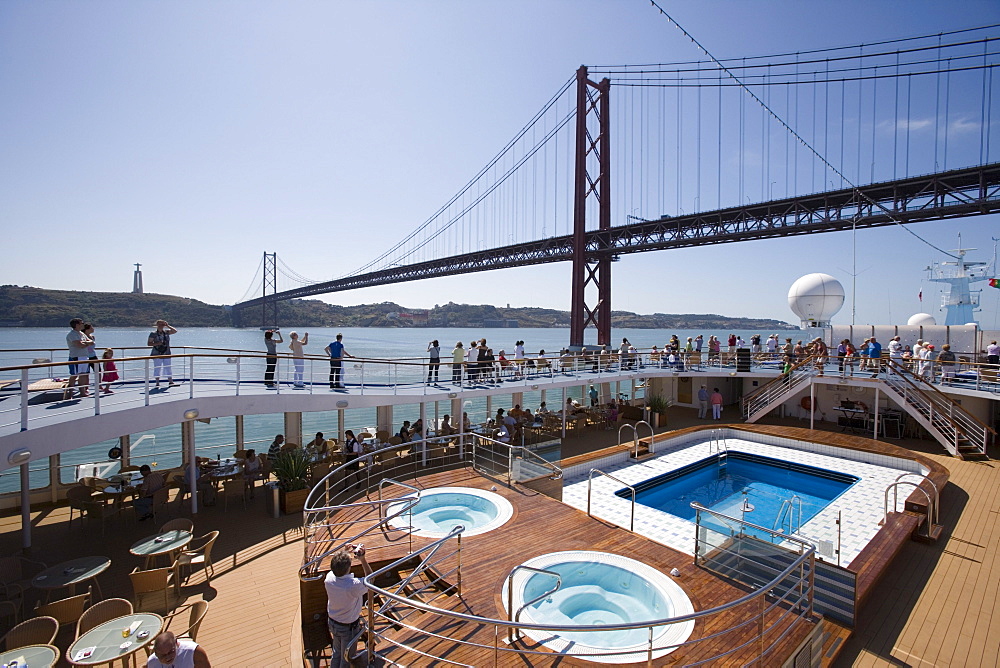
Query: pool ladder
506,565,562,644
773,495,803,535
709,429,728,463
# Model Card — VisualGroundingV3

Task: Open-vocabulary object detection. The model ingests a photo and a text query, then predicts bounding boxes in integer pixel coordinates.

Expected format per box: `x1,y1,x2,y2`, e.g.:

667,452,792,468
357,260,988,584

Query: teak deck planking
309,467,818,667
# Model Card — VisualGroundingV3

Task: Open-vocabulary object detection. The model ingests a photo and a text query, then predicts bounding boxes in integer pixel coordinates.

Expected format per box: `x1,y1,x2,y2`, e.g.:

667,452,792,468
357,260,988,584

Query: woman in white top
288,331,309,388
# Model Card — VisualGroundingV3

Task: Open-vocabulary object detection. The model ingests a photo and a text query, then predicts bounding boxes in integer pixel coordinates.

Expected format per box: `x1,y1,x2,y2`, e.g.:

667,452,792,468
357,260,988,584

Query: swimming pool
504,551,694,663
561,429,924,564
622,452,858,539
386,487,514,537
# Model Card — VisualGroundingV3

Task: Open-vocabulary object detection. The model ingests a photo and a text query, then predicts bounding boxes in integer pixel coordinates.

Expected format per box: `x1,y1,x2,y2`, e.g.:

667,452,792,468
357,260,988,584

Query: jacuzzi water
522,561,668,648
624,451,858,540
386,487,513,537
505,551,694,663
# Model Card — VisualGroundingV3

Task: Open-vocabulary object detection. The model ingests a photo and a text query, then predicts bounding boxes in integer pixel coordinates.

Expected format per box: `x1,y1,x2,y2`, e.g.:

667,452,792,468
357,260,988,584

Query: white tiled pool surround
562,429,926,565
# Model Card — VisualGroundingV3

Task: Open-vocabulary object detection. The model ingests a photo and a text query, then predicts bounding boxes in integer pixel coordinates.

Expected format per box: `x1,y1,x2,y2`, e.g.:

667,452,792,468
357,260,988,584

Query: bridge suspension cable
646,0,995,259
235,254,264,305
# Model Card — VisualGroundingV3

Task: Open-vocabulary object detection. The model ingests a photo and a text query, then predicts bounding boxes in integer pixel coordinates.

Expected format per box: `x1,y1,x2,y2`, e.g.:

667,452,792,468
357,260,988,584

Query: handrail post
144,359,150,406
235,357,241,396
188,355,194,398
19,367,29,431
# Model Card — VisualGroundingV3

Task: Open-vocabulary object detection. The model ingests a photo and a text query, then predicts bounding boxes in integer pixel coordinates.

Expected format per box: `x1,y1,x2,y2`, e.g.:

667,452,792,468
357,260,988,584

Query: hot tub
503,551,694,663
386,486,514,537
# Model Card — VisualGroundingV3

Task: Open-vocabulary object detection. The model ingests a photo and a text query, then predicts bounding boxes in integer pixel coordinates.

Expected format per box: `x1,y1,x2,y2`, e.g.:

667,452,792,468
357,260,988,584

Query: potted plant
644,394,670,428
273,447,311,514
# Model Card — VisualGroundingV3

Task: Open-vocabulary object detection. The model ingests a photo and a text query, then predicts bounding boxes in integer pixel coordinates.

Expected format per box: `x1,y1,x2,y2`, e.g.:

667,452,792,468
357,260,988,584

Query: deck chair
1,615,58,650
0,553,47,618
163,600,208,641
129,563,177,612
76,598,132,639
176,531,218,585
150,486,171,523
160,518,194,535
223,476,247,511
33,586,91,630
67,485,112,535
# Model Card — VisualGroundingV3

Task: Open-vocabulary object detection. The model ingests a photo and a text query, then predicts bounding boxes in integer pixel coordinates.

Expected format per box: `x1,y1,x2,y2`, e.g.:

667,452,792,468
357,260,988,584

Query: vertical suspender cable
856,45,864,186
717,69,723,209
697,80,702,211
934,35,942,171
872,65,878,183
905,74,912,175
943,58,951,170
894,52,900,179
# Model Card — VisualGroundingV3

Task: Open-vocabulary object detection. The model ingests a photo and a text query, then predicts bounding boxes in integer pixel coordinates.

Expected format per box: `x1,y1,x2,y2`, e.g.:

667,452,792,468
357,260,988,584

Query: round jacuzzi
503,551,694,663
386,487,514,537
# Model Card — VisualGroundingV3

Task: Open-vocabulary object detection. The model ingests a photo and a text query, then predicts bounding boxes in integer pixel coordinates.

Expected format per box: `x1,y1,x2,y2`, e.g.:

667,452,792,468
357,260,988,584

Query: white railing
0,348,670,436
881,360,991,456
741,356,816,422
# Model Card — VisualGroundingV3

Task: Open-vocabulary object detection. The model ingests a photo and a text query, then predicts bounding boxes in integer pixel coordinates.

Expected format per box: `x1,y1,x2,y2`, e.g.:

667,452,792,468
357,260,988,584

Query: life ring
800,397,814,411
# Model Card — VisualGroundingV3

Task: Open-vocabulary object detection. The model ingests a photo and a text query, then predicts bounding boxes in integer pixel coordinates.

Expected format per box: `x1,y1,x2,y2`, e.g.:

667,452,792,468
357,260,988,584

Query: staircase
742,356,817,422
742,359,993,460
880,360,992,459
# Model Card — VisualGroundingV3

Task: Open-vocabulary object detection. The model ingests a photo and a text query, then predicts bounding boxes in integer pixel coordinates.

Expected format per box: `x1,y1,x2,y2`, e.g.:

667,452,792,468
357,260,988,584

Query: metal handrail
894,472,939,525
507,565,562,644
633,420,653,455
773,495,803,535
741,355,817,421
307,467,819,666
709,428,728,455
882,359,992,455
617,423,638,457
883,481,934,536
514,445,563,480
587,468,635,532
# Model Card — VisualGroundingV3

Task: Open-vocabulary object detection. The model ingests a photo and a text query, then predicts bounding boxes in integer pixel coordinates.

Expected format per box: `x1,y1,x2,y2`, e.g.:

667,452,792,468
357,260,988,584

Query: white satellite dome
788,273,845,328
907,313,937,326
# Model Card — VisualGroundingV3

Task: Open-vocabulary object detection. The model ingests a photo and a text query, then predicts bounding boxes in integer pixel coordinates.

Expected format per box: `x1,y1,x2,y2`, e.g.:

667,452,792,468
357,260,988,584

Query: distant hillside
0,286,797,330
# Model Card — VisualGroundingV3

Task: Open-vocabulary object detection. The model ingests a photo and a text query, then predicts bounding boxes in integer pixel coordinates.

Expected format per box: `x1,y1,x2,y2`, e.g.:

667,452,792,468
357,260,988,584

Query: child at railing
100,348,118,394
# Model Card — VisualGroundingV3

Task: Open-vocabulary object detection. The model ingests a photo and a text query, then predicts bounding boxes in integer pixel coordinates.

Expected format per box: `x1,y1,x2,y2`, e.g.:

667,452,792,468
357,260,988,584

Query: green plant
272,448,311,492
645,394,669,414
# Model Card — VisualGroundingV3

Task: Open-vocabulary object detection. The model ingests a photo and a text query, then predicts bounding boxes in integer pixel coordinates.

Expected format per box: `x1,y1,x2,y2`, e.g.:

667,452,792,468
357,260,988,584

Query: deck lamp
448,393,458,399
336,400,349,408
183,409,200,420
7,449,31,466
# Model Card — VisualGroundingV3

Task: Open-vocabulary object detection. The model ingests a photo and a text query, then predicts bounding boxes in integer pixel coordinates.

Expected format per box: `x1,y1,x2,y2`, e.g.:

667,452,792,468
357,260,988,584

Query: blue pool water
622,452,858,536
522,560,670,648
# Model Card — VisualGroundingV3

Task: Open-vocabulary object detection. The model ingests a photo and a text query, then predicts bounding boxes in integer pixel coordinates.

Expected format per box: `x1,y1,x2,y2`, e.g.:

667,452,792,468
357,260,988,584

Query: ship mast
925,236,988,325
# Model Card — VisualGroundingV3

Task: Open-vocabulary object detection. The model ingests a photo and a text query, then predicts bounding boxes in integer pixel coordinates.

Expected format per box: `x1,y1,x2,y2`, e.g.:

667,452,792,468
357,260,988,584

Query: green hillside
0,286,796,330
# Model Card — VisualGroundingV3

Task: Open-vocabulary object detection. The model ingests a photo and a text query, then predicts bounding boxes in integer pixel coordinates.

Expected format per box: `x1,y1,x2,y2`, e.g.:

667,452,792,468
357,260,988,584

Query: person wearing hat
811,338,828,375
919,343,937,382
888,336,903,366
147,319,178,387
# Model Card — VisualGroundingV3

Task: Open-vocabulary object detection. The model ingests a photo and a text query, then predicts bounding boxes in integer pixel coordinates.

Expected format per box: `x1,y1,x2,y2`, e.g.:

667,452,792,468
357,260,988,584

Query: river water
0,325,795,493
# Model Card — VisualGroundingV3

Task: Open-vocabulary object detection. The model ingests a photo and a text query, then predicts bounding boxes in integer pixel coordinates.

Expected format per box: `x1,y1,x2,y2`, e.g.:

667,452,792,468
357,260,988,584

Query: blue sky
2,1,999,329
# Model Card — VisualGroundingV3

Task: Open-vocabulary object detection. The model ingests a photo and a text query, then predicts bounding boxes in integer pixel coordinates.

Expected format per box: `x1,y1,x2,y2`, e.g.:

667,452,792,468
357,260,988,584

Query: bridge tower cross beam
262,252,278,329
570,65,612,348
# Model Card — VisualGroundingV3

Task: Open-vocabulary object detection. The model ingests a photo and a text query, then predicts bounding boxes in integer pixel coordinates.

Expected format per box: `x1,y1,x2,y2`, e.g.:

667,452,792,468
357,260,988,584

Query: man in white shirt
325,545,372,668
888,336,903,362
146,631,211,668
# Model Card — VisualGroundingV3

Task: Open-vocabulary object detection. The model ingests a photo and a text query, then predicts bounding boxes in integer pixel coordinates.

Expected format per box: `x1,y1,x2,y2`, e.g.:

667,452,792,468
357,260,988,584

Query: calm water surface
0,326,797,492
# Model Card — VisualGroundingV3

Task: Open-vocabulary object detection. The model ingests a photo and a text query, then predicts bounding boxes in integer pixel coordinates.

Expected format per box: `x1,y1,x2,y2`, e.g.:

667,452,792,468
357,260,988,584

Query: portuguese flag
991,278,1000,288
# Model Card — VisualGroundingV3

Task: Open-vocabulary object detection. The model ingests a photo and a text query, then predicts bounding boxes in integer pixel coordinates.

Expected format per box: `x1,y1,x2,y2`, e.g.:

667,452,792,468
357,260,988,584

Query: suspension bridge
233,24,1000,345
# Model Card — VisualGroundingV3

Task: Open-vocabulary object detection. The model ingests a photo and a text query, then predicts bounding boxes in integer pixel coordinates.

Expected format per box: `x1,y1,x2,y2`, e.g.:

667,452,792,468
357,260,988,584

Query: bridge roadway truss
234,162,1000,310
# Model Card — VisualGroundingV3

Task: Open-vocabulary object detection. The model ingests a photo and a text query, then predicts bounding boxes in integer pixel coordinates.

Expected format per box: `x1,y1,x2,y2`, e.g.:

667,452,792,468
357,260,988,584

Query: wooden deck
1,407,998,667
303,467,819,667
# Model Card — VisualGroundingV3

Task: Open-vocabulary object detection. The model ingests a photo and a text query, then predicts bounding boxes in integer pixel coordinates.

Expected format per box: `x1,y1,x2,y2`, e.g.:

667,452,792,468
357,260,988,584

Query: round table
32,556,111,597
130,530,192,568
0,644,59,668
67,613,162,666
